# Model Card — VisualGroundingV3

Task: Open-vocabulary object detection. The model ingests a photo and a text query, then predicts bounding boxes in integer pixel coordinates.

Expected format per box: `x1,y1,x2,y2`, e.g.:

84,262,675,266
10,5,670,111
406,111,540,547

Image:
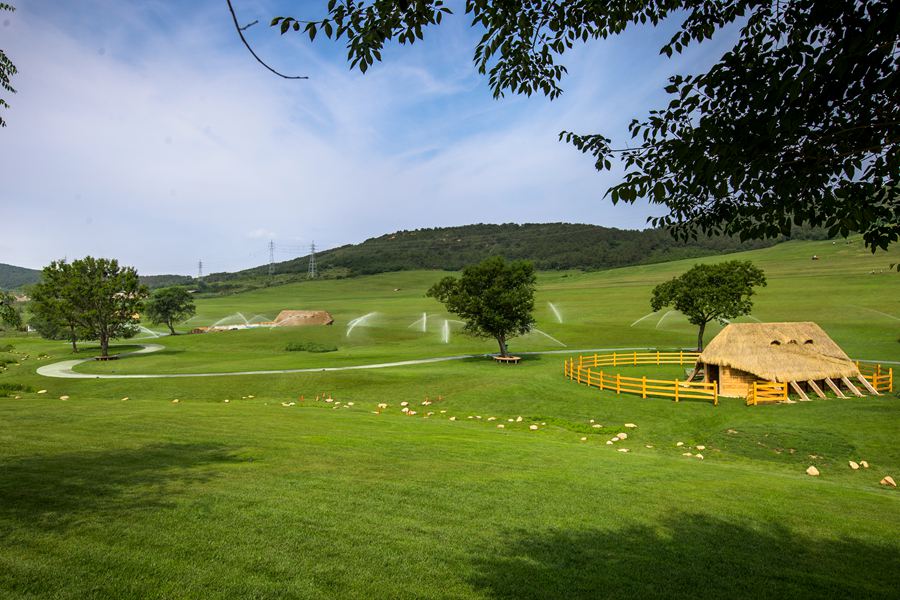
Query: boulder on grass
806,466,820,477
880,476,896,487
849,461,860,470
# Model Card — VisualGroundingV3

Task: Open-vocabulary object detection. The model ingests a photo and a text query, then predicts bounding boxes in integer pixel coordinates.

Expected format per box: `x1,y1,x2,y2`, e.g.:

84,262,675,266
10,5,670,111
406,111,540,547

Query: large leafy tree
265,0,899,250
651,261,766,351
0,291,21,330
29,263,87,352
144,286,196,335
30,258,148,357
427,256,535,357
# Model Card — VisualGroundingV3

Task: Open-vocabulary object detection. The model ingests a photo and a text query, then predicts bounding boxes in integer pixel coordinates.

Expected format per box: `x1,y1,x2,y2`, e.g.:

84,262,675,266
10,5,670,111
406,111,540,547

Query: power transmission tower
307,241,318,279
268,240,275,277
197,260,203,280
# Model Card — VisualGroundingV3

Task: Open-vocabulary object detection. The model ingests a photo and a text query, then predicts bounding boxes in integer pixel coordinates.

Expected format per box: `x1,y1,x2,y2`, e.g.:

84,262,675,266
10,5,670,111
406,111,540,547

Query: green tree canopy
29,261,86,352
0,291,21,330
651,261,766,351
427,256,536,357
0,3,16,127
268,0,899,250
30,258,148,357
144,287,196,335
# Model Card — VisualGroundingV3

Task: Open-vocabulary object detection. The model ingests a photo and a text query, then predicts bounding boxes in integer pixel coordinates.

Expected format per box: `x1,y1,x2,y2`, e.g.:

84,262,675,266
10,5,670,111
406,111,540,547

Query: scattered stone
400,401,409,407
695,454,704,460
476,416,482,420
121,397,129,401
401,407,409,413
617,448,630,453
449,416,456,421
580,437,587,441
172,399,180,404
247,395,255,399
427,411,434,416
224,399,230,403
529,425,539,430
880,476,896,487
589,419,595,423
616,433,628,440
849,461,860,470
440,410,447,414
860,460,869,468
515,416,523,422
37,390,47,394
497,424,505,429
541,422,546,425
59,395,69,400
645,445,654,449
467,416,474,419
606,441,613,445
696,445,705,450
347,402,354,406
806,466,820,476
422,400,432,406
682,452,693,457
727,429,738,434
592,424,602,429
624,423,637,428
487,417,496,421
325,398,333,403
377,403,388,409
508,418,514,422
408,410,417,416
676,442,684,447
609,438,618,443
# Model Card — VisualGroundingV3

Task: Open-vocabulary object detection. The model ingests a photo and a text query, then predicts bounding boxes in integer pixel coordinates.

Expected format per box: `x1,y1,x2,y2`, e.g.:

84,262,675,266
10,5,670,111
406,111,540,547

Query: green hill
211,223,829,284
0,263,40,290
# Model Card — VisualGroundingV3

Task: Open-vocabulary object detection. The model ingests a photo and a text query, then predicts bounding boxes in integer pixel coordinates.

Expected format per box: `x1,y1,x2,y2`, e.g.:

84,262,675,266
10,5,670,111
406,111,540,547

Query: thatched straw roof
699,322,859,382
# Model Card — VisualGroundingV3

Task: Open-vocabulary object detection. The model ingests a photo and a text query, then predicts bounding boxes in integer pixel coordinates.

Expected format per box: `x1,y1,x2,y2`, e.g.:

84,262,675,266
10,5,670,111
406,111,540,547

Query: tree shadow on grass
0,443,245,530
470,513,899,599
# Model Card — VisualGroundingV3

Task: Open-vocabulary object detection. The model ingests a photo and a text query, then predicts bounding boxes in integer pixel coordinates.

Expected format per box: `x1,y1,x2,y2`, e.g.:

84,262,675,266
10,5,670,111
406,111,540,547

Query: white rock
440,410,446,414
860,460,869,468
589,419,595,424
580,437,587,441
121,397,129,401
617,448,630,453
516,416,523,422
682,452,693,457
449,416,456,421
676,442,684,447
617,433,628,440
592,424,602,429
696,445,705,450
529,424,539,430
172,399,180,404
247,395,254,399
695,454,704,460
37,390,47,394
59,395,69,400
347,402,354,406
224,399,230,403
624,423,637,428
606,441,613,445
408,410,417,415
377,403,388,409
401,407,409,413
497,424,505,429
400,401,409,407
325,398,333,403
645,445,654,449
849,461,859,470
880,476,896,487
806,466,820,476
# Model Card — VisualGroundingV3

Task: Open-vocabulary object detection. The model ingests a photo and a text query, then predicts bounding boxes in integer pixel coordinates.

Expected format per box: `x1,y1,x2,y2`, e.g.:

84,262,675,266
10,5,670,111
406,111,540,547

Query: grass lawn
0,237,898,598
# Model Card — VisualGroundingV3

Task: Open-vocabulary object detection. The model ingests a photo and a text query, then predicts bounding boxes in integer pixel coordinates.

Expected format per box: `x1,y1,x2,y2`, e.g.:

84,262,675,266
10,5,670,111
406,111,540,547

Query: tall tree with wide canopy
427,256,536,357
262,0,899,250
0,291,21,330
144,286,196,335
650,261,766,351
29,261,85,352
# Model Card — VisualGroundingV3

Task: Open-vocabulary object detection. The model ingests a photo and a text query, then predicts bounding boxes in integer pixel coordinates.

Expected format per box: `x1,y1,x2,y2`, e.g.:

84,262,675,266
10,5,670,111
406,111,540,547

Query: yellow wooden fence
746,381,789,406
564,351,717,406
857,362,894,393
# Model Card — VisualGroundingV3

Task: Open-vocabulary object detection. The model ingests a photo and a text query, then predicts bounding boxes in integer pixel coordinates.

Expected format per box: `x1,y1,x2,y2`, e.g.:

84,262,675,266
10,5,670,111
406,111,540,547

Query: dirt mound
274,310,334,326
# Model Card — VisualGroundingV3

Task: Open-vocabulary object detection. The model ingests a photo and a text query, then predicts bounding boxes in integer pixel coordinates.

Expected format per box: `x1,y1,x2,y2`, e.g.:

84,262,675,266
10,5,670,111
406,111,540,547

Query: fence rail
564,351,716,406
857,362,894,393
746,381,788,406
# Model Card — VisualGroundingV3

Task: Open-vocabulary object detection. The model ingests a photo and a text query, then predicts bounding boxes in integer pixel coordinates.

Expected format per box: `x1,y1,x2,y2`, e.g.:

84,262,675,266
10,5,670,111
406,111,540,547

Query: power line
268,240,275,277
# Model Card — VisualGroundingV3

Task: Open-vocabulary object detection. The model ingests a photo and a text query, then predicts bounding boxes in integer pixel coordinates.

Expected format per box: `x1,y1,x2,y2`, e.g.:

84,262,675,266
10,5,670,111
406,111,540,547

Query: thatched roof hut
698,322,859,397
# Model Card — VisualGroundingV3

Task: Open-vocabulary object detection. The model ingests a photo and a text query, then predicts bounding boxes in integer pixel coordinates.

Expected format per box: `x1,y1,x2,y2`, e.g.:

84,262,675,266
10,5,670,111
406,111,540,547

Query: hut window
804,339,814,345
770,340,781,345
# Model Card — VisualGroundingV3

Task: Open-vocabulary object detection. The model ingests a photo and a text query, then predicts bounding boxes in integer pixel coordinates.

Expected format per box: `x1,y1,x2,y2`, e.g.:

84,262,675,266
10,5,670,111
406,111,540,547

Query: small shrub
0,344,13,352
285,341,338,353
0,382,33,396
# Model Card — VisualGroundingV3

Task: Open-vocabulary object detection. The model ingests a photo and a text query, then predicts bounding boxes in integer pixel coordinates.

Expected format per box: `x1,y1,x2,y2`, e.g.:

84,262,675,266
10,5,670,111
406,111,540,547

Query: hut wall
719,365,761,397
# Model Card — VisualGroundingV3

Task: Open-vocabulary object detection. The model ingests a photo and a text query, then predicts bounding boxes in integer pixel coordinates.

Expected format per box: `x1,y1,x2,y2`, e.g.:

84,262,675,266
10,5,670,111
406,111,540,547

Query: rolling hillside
0,263,40,290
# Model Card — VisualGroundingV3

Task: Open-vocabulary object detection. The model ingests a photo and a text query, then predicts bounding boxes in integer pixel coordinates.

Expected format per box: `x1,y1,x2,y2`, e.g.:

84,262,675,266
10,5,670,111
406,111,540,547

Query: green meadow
1,237,898,598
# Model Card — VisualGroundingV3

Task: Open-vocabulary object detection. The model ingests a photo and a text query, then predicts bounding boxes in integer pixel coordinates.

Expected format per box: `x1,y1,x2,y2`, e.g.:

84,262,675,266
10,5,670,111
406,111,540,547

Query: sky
0,1,738,275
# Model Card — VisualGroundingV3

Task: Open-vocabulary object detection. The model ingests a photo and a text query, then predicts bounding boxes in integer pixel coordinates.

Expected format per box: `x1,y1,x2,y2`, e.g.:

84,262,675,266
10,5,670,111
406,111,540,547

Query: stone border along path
36,344,900,380
36,345,671,380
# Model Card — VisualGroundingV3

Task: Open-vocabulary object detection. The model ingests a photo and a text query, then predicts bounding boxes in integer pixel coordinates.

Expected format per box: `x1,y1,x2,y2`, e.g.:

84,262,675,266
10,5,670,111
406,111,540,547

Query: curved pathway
36,344,660,380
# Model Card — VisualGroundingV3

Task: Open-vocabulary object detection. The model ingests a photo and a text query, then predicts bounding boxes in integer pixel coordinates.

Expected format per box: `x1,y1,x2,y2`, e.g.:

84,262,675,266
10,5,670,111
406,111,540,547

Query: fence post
679,349,684,365
890,368,893,393
642,376,647,398
657,350,660,365
713,382,718,407
599,370,604,391
633,351,637,365
594,352,598,367
616,373,621,395
674,379,679,402
579,355,583,369
613,352,617,367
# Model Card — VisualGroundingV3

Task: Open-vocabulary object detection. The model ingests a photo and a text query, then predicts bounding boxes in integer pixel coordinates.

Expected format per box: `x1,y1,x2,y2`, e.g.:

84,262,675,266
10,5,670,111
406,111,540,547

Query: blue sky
0,1,738,274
